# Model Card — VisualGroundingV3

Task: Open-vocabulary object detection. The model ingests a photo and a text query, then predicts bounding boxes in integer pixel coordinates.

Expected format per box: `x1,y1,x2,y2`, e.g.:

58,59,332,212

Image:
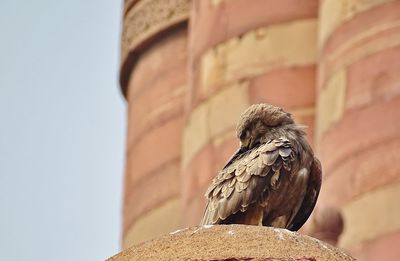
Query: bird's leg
270,215,288,228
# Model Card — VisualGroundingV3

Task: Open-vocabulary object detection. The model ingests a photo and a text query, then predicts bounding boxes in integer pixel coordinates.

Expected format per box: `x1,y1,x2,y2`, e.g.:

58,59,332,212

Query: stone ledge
107,225,354,260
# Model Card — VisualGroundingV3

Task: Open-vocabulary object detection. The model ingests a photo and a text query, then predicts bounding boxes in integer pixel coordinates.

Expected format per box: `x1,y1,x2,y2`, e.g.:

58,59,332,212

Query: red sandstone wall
119,0,400,259
182,0,319,227
120,0,191,247
316,1,400,259
123,27,187,247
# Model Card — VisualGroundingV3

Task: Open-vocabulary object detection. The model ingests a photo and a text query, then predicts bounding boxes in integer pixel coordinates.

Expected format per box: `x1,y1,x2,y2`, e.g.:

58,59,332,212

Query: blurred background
0,0,125,260
119,0,400,260
2,0,400,261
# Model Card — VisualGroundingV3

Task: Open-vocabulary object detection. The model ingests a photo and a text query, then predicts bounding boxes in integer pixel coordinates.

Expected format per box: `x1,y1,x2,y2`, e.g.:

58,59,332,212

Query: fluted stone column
316,0,400,259
120,0,191,248
182,0,319,227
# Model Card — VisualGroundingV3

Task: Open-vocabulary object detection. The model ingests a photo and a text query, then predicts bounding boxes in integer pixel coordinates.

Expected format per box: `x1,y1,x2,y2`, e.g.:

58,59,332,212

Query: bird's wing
200,138,295,225
287,156,322,231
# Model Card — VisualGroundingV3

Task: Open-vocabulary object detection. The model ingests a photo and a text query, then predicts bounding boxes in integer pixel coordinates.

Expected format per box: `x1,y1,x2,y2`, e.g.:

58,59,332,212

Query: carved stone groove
121,0,190,63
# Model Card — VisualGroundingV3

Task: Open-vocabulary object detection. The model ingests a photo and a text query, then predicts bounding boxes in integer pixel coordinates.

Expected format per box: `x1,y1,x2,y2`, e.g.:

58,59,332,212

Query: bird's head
221,103,294,169
236,103,294,150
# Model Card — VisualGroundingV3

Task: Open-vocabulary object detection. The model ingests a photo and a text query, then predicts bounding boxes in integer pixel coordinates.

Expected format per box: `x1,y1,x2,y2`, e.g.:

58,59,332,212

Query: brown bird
200,103,321,231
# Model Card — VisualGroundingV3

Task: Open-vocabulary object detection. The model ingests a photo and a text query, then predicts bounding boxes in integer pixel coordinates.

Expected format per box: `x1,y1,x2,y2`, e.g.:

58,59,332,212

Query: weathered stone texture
121,0,189,248
190,0,318,61
120,0,191,92
123,199,181,248
340,182,400,248
249,66,316,110
348,229,400,261
317,0,400,258
108,225,354,261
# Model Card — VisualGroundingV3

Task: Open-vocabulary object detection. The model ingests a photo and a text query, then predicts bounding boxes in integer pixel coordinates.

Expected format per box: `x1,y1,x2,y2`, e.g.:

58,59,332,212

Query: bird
200,103,321,231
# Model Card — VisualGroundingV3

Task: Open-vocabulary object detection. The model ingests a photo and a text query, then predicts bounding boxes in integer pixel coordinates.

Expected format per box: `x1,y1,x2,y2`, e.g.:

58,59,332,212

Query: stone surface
316,2,400,260
125,116,183,186
183,0,319,233
301,205,344,246
107,225,354,261
319,1,400,85
122,2,189,246
119,0,400,260
249,66,316,110
340,182,400,248
124,158,181,232
120,0,190,93
321,0,400,51
199,19,317,90
190,0,318,60
319,96,400,178
346,45,400,110
318,0,394,47
316,69,346,139
348,229,400,261
182,82,249,170
182,135,238,226
123,198,181,248
318,137,400,207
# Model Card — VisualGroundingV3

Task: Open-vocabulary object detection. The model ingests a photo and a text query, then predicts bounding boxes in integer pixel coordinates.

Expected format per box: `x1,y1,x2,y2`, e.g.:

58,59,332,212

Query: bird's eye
240,130,249,140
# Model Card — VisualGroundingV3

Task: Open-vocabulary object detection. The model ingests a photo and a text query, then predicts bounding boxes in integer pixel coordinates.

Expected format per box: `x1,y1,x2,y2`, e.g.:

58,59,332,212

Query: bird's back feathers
200,137,304,226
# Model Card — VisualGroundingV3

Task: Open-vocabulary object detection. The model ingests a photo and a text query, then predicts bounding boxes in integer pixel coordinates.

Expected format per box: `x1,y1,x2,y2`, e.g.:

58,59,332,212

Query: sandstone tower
119,1,400,260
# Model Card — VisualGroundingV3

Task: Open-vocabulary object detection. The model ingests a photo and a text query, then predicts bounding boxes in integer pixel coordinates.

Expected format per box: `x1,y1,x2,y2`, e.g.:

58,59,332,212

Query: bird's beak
240,139,250,149
222,146,248,169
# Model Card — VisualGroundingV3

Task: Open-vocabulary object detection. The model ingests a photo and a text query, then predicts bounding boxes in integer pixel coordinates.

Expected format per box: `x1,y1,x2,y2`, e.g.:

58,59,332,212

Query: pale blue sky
0,0,125,260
